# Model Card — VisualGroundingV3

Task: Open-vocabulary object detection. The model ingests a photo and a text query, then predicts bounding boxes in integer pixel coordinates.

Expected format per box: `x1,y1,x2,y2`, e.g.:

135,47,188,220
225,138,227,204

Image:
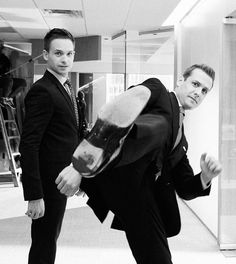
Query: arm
172,154,210,200
20,85,53,201
172,153,222,200
56,91,87,196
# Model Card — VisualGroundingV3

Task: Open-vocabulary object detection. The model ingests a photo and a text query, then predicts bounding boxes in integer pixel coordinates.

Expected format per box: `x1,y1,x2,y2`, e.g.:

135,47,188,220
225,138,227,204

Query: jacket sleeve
171,153,211,200
19,84,53,201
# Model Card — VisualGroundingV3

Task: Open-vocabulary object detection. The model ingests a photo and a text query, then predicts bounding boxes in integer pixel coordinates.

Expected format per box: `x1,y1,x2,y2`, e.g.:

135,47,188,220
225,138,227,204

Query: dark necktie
173,106,185,150
64,79,79,127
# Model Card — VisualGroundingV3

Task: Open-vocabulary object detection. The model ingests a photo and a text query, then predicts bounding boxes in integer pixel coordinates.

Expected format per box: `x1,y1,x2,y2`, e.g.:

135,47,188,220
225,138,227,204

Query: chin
58,70,68,76
190,104,198,110
187,101,198,109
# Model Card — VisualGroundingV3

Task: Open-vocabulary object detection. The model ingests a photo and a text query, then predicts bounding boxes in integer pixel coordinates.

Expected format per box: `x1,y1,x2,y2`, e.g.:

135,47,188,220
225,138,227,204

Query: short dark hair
183,64,215,87
44,28,75,52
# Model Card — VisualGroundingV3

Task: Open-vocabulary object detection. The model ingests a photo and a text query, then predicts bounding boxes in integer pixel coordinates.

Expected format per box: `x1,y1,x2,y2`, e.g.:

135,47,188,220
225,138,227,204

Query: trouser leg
28,198,67,264
123,182,172,264
98,175,172,264
117,113,169,167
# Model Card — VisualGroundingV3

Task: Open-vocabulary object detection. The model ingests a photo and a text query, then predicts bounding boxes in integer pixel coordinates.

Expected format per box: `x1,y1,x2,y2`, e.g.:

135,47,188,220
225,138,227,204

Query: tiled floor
0,182,235,264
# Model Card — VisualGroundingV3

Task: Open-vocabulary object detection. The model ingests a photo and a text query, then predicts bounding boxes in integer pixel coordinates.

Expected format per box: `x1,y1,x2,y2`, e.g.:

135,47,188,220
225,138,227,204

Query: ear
42,49,48,62
176,75,184,87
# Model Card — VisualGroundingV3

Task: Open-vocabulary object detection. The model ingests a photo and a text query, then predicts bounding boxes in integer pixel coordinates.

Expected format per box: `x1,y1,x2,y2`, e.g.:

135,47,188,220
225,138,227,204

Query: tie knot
64,79,72,88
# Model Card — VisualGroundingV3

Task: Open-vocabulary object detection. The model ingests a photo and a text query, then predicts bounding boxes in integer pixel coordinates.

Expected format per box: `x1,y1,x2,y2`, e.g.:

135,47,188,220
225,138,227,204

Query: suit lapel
169,92,180,148
44,70,76,118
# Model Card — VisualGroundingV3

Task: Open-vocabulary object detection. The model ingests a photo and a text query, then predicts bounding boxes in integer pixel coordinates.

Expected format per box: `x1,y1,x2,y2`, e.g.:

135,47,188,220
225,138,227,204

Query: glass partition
218,22,236,250
74,28,174,126
125,29,174,90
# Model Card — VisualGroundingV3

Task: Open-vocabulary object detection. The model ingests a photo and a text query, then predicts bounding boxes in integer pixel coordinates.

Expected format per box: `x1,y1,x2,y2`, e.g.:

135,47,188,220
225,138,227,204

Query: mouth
188,96,198,104
59,65,68,69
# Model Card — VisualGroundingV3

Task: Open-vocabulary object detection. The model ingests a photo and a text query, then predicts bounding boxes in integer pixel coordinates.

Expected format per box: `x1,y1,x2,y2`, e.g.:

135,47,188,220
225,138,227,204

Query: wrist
201,172,211,187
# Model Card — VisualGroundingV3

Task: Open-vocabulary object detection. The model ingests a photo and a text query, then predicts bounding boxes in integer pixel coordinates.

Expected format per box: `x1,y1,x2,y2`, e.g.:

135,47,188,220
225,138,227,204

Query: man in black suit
57,64,222,263
19,28,87,264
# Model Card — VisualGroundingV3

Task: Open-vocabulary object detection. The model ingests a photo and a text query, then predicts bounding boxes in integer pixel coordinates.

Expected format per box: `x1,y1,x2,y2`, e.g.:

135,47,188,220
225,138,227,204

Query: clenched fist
200,153,222,185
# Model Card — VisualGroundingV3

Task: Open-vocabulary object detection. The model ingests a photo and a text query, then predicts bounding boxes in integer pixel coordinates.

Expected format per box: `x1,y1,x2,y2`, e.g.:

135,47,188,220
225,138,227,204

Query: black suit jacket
20,70,86,201
81,78,210,237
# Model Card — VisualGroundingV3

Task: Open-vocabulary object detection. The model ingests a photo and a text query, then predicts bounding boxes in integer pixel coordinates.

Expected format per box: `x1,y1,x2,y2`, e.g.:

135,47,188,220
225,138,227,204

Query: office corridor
0,183,235,264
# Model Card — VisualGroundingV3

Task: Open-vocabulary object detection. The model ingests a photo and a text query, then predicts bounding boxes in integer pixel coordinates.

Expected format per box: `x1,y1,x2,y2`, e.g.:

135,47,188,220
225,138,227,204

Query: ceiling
1,0,203,71
0,0,181,41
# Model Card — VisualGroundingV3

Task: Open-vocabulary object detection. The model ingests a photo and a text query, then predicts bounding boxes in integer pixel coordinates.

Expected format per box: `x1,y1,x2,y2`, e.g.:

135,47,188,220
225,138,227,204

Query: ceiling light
42,9,83,18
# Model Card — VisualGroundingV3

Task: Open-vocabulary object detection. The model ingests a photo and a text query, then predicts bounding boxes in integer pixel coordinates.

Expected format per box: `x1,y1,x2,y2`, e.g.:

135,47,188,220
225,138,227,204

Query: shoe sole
98,86,150,127
72,86,151,177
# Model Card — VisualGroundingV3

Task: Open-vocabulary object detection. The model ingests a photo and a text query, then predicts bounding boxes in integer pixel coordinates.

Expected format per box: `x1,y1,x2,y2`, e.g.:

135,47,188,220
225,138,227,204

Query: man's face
175,68,213,110
43,38,75,78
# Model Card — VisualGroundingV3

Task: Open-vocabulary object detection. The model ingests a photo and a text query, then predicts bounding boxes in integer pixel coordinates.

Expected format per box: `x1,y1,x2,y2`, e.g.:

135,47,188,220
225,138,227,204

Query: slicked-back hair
44,28,75,52
183,64,215,88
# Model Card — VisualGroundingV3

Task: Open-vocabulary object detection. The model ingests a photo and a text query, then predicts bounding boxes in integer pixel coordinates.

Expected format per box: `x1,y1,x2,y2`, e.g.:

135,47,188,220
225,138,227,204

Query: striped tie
173,106,185,150
64,79,79,127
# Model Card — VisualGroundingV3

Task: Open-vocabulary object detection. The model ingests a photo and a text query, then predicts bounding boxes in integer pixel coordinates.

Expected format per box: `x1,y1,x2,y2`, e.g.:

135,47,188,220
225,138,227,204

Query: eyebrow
54,49,75,54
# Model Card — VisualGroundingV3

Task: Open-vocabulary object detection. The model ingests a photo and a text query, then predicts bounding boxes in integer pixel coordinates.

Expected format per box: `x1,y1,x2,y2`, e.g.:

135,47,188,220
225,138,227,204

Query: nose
193,88,201,97
61,54,69,63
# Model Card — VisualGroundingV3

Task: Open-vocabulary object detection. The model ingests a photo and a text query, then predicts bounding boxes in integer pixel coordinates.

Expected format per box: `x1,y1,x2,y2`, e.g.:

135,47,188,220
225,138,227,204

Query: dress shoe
72,86,151,177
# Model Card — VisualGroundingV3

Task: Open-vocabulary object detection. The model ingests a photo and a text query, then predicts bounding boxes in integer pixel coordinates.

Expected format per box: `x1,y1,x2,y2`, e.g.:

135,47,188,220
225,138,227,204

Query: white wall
176,0,236,238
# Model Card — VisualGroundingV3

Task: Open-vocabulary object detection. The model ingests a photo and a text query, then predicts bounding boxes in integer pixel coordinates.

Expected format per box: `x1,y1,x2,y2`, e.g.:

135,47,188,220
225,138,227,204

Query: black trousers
96,172,173,264
28,197,67,264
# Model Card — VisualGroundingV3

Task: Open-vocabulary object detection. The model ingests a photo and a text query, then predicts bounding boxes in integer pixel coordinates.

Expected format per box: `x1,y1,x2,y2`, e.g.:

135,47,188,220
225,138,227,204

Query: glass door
218,21,236,250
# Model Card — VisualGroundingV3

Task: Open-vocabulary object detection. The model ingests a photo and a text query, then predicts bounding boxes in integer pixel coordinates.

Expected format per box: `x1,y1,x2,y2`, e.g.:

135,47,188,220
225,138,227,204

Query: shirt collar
172,90,182,107
172,91,185,117
47,68,68,86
